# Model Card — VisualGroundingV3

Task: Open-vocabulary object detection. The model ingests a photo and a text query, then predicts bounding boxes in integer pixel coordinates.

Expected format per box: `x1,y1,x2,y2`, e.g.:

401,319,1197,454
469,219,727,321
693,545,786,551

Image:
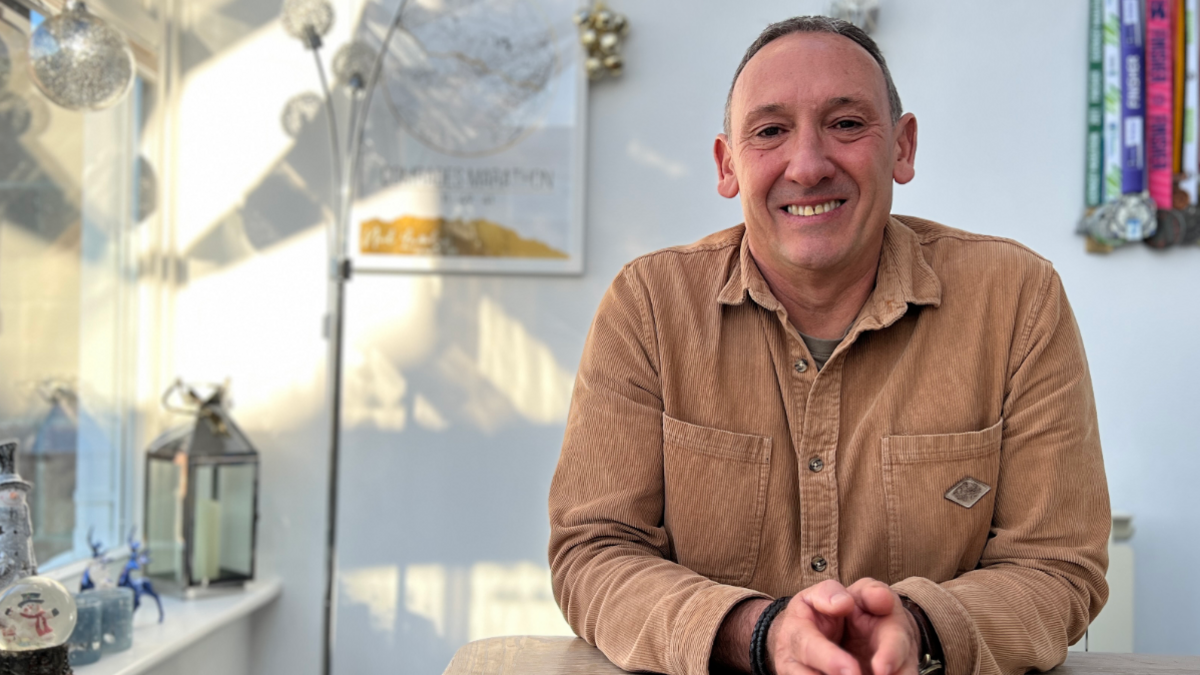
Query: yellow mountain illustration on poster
360,216,568,259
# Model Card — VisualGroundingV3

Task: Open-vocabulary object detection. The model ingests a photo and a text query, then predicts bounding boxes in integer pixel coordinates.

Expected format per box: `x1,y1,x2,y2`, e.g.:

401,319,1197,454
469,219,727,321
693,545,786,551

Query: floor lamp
280,1,410,674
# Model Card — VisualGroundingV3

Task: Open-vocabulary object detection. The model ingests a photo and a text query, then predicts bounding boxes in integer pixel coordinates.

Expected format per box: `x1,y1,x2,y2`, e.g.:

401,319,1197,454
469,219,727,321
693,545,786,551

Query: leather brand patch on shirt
945,477,991,509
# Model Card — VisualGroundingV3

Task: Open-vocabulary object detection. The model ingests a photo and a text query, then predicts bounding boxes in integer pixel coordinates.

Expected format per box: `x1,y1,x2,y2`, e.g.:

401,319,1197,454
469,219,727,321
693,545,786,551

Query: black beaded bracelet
749,595,792,675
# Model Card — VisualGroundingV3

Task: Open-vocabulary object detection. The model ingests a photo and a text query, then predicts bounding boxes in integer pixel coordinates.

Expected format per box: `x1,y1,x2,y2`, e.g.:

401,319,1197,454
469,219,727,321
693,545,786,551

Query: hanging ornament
829,0,880,34
332,41,377,93
281,0,335,50
27,0,135,111
574,2,629,81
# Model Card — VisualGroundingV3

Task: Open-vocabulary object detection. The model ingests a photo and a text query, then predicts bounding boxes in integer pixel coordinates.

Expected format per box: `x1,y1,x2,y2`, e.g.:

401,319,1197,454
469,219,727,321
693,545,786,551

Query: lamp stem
320,4,409,674
312,46,342,220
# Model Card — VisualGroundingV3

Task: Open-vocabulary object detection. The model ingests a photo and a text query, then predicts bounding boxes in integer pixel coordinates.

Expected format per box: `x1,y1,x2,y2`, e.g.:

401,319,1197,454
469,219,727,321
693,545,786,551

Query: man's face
715,32,917,276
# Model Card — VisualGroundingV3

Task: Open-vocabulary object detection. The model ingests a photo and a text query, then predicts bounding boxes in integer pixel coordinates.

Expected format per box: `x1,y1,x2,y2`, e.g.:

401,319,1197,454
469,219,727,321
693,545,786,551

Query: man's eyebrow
743,103,789,122
827,96,874,113
740,97,879,133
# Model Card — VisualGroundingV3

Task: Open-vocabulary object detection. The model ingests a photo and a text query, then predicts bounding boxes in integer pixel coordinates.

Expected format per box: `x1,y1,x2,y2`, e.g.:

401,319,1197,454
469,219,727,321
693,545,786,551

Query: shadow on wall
330,275,594,674
182,104,332,280
334,562,571,675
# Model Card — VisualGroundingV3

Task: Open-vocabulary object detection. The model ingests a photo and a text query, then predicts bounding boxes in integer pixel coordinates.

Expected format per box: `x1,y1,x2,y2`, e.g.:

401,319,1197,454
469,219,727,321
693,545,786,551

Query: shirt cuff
892,577,980,675
670,584,771,675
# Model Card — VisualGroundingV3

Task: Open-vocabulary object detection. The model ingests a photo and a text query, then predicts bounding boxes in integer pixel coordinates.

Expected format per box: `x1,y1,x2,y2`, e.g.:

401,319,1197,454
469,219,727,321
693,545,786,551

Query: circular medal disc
0,577,77,651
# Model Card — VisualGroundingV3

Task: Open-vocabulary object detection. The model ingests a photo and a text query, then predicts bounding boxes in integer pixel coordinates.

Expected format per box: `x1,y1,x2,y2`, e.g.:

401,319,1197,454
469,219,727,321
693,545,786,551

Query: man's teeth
786,200,843,217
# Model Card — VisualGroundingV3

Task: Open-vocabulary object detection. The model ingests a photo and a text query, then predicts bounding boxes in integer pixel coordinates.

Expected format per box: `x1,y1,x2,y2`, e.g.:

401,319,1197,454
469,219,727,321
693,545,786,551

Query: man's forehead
732,32,888,116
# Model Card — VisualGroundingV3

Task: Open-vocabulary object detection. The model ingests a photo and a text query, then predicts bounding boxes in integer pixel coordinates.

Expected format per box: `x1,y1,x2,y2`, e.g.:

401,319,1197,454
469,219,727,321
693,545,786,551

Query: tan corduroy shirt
549,216,1110,675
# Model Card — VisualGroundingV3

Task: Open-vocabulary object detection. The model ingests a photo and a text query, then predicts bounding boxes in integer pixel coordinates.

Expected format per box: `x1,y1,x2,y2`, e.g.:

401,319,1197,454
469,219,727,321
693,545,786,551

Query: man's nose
782,127,836,188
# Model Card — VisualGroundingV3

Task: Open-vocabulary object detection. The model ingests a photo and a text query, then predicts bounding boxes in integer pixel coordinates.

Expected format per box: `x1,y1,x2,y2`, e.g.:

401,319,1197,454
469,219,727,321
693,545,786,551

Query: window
0,0,160,569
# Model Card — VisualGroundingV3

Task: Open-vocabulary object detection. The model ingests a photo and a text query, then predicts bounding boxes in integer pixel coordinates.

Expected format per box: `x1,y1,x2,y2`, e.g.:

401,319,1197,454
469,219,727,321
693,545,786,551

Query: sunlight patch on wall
341,565,401,637
173,226,325,429
468,561,573,642
476,297,574,425
176,19,316,251
343,347,408,431
405,564,448,637
413,393,449,431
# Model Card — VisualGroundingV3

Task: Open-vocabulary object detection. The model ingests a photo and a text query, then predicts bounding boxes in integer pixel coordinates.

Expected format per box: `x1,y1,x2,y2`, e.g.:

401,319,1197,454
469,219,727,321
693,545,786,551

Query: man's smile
782,199,846,218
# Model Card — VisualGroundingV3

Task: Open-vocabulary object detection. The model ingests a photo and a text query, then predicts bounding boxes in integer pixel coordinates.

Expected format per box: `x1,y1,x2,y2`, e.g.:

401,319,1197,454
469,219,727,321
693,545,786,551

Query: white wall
166,2,1200,675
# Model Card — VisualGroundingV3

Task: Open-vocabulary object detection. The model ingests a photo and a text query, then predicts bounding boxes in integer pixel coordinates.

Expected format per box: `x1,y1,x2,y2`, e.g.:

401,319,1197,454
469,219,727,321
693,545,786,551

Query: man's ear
892,113,918,185
714,134,740,198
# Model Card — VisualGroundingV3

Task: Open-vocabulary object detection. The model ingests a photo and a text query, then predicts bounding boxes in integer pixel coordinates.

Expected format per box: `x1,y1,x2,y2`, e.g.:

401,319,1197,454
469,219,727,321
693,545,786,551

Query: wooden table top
442,636,1200,675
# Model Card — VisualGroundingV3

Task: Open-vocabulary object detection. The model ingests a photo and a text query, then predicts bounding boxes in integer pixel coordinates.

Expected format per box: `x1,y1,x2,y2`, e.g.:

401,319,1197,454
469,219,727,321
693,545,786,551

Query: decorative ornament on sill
828,0,880,34
144,380,260,597
27,0,135,111
117,533,163,623
575,2,629,81
0,440,76,675
80,529,115,591
0,440,36,592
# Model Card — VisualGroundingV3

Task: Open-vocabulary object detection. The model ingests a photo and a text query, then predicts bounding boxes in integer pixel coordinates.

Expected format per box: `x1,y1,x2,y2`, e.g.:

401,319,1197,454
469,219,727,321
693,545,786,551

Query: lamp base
0,644,71,674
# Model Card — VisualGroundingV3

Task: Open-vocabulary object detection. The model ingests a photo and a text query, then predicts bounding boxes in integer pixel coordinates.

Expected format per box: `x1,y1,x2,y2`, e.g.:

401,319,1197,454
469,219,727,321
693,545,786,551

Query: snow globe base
0,644,71,675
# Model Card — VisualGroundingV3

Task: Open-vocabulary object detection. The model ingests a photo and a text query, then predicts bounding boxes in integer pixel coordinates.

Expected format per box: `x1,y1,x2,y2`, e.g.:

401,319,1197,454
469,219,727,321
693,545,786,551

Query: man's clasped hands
721,578,924,675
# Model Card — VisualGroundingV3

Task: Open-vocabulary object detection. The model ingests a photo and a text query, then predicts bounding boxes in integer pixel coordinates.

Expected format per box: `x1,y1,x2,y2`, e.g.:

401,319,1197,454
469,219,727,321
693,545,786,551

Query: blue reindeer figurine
118,530,164,623
80,527,112,591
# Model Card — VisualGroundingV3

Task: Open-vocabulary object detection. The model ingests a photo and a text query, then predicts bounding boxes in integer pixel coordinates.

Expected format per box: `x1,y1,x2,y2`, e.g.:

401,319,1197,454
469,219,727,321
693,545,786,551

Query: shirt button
811,556,827,573
808,457,824,473
794,359,808,373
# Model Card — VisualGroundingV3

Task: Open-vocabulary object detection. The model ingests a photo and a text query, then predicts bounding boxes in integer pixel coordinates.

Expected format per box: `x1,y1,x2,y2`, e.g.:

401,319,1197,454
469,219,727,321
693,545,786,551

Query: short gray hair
723,15,904,137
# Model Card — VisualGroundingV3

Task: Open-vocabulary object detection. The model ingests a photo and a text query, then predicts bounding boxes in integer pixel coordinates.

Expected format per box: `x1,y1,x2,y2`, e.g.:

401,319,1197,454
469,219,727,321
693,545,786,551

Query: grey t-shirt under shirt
800,332,843,371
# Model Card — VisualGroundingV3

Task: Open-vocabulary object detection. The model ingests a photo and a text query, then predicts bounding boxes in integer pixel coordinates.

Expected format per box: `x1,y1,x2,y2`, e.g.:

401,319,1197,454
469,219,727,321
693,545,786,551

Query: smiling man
549,16,1109,675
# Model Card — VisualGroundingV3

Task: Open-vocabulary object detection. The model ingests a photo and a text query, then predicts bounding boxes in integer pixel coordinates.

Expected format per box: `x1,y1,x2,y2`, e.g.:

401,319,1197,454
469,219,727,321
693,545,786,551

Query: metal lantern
143,381,259,596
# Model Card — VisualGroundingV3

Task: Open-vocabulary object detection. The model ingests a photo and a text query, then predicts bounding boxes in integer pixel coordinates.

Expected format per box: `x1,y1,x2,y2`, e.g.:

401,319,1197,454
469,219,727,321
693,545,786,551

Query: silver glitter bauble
332,41,376,91
829,0,880,34
281,0,335,47
281,91,323,137
28,1,135,111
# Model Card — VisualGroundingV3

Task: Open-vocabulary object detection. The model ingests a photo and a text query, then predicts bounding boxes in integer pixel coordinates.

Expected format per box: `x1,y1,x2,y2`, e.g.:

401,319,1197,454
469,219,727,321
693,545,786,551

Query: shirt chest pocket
881,419,1003,584
662,414,772,587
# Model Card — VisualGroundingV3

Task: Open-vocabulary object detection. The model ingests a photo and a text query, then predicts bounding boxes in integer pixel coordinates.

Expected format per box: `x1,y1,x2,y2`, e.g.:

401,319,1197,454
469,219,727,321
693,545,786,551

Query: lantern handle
161,378,230,415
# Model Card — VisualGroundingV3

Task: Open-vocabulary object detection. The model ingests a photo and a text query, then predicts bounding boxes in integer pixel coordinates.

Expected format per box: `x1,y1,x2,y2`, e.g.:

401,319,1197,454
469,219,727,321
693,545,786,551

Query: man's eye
757,126,783,137
833,119,862,130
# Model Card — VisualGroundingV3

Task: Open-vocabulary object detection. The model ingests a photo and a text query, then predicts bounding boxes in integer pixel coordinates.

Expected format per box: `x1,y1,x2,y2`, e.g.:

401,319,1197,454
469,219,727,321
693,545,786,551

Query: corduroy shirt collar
717,216,943,334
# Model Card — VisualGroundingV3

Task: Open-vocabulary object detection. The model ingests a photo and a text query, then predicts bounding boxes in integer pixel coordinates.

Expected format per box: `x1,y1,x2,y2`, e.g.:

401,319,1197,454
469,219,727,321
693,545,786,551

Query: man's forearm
711,597,771,673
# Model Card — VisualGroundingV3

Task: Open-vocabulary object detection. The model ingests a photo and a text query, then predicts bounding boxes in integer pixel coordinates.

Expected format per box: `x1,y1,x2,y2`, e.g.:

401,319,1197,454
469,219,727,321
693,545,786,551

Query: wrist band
749,595,791,675
901,597,944,675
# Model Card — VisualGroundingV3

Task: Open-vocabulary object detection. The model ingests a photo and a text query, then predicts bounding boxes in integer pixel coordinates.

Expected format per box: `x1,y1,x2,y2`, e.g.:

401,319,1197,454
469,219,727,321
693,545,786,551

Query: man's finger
775,661,825,675
847,578,898,617
774,624,861,675
771,599,859,675
800,579,856,617
867,616,917,675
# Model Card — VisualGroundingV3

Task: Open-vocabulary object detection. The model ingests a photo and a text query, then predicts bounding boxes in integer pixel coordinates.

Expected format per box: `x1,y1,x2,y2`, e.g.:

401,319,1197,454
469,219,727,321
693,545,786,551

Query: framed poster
351,0,586,275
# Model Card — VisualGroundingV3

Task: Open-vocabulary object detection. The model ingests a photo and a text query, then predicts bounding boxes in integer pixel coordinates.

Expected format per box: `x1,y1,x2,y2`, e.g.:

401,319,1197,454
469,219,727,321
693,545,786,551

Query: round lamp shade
28,0,135,111
332,40,376,91
281,0,335,46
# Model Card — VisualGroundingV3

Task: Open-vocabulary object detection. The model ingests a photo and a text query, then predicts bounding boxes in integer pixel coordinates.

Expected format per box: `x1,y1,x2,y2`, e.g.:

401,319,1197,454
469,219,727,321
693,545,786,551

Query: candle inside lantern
193,497,223,581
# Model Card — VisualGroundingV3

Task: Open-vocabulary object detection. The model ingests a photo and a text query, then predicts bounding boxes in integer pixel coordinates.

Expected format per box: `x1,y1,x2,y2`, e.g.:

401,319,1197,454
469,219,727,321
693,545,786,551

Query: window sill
72,578,282,675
